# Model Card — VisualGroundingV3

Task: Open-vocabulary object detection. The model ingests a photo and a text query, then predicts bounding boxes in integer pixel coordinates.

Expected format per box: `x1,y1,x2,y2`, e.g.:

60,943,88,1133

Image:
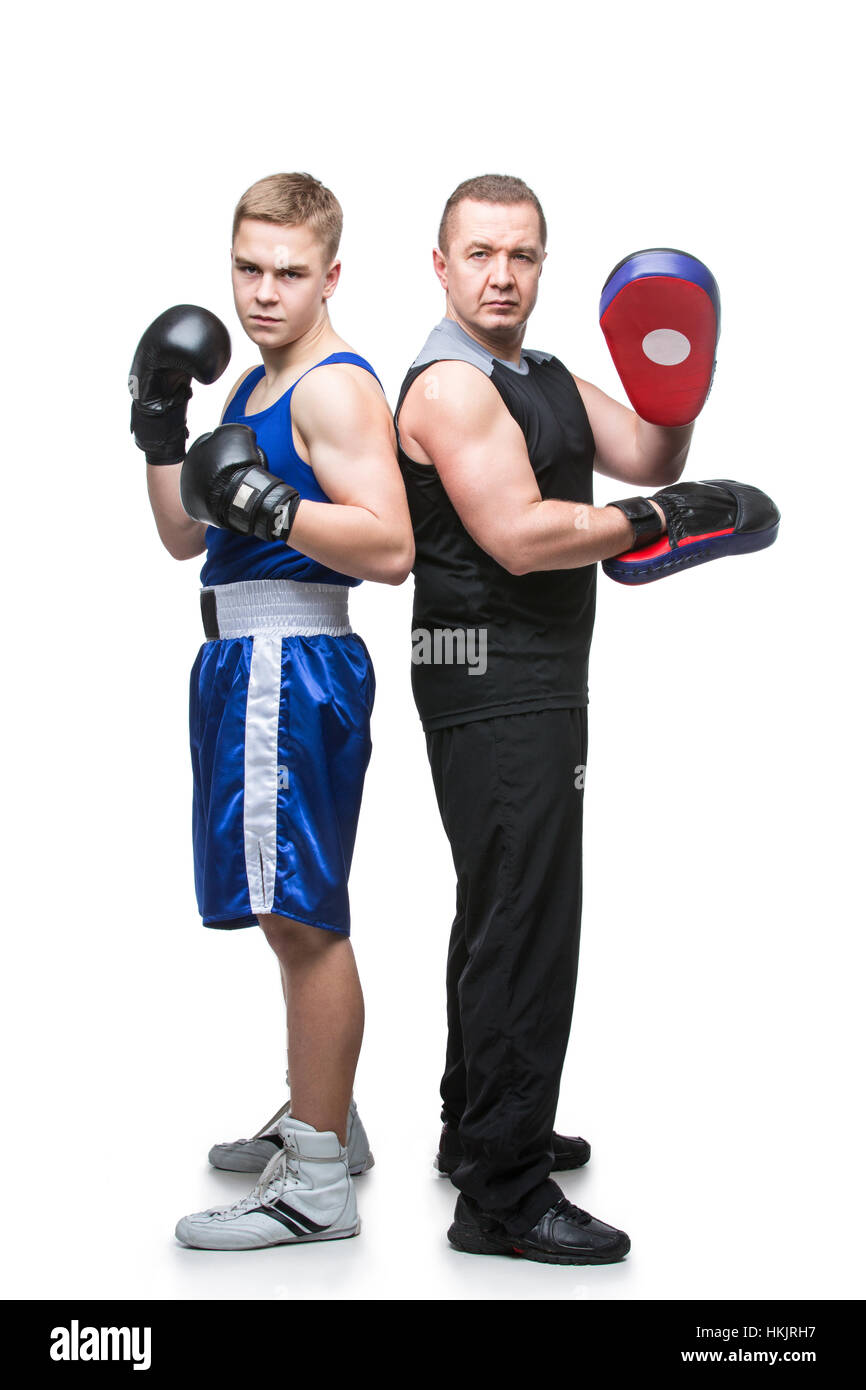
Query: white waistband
202,579,353,638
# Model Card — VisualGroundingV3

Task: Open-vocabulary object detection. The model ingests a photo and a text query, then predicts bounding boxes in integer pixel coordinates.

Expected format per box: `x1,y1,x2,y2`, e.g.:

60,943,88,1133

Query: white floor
5,842,863,1303
6,1068,861,1303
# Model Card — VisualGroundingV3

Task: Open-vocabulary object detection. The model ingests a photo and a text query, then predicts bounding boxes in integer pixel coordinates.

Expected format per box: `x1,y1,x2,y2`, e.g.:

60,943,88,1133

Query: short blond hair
438,174,547,255
232,172,343,263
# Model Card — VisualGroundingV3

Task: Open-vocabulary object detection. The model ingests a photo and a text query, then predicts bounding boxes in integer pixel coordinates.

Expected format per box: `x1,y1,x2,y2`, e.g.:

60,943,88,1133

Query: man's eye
279,270,299,279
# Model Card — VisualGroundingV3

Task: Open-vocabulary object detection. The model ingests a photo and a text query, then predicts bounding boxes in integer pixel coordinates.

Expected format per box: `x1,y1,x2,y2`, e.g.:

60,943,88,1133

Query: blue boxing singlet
200,352,383,587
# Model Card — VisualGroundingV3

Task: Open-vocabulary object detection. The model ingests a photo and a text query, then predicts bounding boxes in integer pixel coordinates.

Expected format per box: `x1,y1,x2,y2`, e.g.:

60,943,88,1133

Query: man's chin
478,310,525,337
244,321,292,346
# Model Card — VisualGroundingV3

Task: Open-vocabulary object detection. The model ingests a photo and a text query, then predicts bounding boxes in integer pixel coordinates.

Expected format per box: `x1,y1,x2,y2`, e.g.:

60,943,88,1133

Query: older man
395,175,709,1264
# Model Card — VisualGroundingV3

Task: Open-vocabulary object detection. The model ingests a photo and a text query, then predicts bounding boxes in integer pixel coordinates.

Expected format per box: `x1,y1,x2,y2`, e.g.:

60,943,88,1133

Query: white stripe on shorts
243,636,284,914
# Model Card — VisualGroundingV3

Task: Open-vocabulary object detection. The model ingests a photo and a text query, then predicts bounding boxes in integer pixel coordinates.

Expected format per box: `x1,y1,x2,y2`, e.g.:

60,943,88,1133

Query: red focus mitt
599,249,720,426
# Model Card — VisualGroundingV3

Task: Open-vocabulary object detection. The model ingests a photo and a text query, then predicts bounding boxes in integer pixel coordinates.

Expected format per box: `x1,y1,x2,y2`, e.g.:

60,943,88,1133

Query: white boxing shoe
177,1117,360,1250
208,1096,374,1177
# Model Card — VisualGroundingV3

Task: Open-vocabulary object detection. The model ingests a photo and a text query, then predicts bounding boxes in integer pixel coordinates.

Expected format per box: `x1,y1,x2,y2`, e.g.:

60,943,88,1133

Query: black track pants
425,706,587,1231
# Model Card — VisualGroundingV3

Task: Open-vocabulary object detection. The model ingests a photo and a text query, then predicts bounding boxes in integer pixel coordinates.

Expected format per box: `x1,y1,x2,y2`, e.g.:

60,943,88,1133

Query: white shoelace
213,1137,301,1221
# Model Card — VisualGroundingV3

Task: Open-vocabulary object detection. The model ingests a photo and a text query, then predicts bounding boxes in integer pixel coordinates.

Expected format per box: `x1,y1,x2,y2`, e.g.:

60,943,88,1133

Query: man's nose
488,253,515,287
256,272,279,302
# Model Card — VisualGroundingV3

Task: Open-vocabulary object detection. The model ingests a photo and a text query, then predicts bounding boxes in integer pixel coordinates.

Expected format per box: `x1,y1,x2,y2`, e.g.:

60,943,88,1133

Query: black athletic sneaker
447,1193,630,1266
434,1124,591,1176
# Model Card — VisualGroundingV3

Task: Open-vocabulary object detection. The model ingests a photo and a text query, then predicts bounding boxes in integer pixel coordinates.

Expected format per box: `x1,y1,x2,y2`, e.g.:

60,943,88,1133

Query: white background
1,0,862,1302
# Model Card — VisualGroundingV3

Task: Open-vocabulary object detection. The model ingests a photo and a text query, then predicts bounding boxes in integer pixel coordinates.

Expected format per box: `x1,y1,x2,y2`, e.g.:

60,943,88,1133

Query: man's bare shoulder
219,365,259,422
401,358,502,427
570,372,605,401
295,358,384,409
398,360,515,467
292,357,393,446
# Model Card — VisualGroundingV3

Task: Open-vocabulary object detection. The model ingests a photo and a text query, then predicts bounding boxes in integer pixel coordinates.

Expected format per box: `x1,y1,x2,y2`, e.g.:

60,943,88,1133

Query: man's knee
258,913,344,964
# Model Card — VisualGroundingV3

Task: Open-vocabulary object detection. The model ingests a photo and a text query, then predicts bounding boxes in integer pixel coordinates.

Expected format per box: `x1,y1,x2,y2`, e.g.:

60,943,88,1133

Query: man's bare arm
573,374,693,488
397,360,662,576
146,462,207,560
144,367,256,561
287,365,414,586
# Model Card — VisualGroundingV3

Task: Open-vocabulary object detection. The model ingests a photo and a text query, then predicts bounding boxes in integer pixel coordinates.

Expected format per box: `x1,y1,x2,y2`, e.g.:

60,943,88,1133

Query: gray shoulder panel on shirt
410,319,554,377
411,321,494,376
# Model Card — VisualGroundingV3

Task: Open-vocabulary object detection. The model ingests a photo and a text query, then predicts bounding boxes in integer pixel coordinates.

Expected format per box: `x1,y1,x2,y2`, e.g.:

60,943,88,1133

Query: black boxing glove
180,424,301,542
129,305,231,464
604,479,780,585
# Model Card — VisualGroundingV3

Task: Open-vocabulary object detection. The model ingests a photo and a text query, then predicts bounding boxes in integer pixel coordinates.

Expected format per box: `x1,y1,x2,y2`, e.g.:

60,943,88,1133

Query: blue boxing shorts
189,580,375,934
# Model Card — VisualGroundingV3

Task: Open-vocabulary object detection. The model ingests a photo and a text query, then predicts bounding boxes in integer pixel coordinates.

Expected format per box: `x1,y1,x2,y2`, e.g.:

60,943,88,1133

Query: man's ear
323,259,342,299
433,246,448,291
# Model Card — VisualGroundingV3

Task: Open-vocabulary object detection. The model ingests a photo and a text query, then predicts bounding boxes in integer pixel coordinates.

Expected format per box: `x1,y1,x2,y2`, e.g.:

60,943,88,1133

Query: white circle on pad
642,329,691,365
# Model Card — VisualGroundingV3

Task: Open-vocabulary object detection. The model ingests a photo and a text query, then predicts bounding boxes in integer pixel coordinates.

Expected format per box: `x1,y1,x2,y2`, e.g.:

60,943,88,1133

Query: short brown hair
438,174,547,254
232,172,343,263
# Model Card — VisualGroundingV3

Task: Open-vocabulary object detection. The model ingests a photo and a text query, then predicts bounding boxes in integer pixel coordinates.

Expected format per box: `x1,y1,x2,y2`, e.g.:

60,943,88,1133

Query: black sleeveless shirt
395,319,597,731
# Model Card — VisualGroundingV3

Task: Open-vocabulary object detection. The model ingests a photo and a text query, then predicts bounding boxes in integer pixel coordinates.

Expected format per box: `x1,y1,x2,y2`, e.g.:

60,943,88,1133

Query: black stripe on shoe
250,1205,307,1237
249,1204,314,1238
270,1199,331,1234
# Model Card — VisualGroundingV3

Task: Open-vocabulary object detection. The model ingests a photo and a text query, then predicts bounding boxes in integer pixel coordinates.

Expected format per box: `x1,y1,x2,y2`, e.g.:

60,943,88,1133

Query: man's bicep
302,375,403,512
572,374,641,482
407,366,541,556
